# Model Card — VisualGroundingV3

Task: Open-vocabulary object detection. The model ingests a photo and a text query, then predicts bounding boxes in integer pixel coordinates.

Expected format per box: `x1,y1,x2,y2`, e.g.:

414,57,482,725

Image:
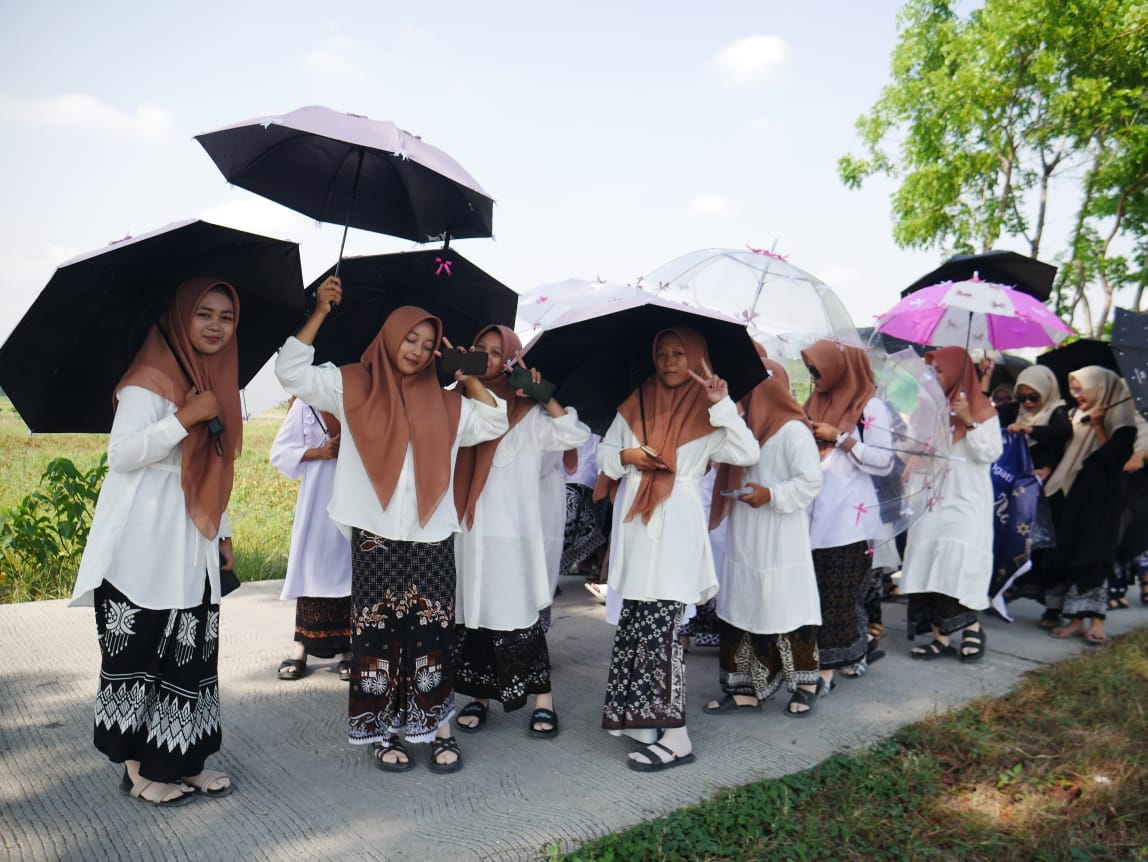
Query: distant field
0,397,297,598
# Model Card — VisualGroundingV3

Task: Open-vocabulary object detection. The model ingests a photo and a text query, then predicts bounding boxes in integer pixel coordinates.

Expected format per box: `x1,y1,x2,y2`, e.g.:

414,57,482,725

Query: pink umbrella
874,274,1072,351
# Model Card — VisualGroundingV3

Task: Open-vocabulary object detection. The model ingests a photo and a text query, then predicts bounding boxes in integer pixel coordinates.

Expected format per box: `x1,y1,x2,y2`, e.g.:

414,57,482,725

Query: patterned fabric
717,619,819,700
812,541,870,669
453,621,551,711
908,592,978,637
560,485,608,573
1047,582,1108,620
679,597,720,647
93,580,221,783
347,531,457,745
861,567,884,627
1109,550,1148,601
602,600,687,732
294,595,352,659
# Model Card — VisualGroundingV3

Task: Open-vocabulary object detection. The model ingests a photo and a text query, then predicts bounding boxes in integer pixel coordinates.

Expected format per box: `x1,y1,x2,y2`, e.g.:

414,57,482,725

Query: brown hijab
117,277,242,540
594,327,716,524
710,351,810,529
454,324,536,528
341,305,462,526
801,340,877,434
926,346,997,443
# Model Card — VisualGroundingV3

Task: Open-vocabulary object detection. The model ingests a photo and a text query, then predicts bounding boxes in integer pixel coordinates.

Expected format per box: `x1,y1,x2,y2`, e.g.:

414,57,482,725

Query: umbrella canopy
875,276,1072,351
305,249,517,368
642,247,861,362
1110,307,1148,419
1035,338,1120,403
514,278,645,332
195,105,495,247
902,250,1057,301
521,295,768,435
0,220,304,433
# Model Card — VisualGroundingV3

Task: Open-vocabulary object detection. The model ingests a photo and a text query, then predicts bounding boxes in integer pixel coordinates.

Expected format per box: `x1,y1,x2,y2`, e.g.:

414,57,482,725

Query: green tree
839,0,1148,334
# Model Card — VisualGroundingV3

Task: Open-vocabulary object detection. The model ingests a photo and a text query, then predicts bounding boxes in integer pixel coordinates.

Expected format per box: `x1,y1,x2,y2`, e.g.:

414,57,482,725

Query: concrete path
2,579,1144,861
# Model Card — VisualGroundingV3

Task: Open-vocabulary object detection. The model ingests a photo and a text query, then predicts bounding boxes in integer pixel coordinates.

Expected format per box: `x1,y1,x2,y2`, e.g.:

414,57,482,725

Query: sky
0,1,982,415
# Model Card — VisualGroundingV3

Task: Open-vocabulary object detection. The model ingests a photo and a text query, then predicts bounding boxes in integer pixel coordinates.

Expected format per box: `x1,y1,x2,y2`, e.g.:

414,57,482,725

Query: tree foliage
839,0,1148,334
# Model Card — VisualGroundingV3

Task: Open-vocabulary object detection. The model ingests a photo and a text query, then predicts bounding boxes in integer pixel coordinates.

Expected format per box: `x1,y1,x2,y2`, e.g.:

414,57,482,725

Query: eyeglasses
1017,393,1041,405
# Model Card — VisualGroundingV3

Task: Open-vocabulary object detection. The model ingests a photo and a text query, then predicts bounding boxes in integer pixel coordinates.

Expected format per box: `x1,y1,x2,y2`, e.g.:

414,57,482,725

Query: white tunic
72,386,230,610
899,417,1004,610
269,399,351,601
275,337,509,542
807,397,896,550
597,398,759,606
538,449,567,596
455,407,590,631
718,420,824,634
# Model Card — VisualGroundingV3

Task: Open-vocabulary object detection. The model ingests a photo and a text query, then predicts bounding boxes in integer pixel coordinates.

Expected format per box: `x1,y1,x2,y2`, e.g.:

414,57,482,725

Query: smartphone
507,366,556,403
719,487,754,498
439,350,488,376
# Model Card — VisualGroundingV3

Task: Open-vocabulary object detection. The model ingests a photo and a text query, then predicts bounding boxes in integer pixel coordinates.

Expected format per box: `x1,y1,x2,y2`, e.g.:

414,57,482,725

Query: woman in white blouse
73,278,241,805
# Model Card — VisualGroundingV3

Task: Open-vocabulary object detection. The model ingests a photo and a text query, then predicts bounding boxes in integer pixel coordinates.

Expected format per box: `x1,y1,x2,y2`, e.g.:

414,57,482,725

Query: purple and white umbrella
874,275,1072,351
514,278,645,332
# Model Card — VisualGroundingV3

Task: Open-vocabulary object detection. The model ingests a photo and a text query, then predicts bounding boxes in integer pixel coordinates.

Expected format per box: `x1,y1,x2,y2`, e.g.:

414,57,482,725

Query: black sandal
528,707,559,738
959,627,987,663
1108,597,1130,611
277,658,308,681
785,680,823,718
910,638,958,660
428,735,463,774
456,700,488,733
337,659,352,682
373,738,412,773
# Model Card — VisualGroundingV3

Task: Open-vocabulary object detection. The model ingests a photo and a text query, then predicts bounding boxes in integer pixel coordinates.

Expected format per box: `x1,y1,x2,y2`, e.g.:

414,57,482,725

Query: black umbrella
1112,307,1148,419
902,250,1057,301
1036,338,1120,403
305,249,518,368
521,296,768,436
195,106,495,262
0,219,304,433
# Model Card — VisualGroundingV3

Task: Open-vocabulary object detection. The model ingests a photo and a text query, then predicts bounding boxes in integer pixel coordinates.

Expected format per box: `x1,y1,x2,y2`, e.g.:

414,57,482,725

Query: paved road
2,579,1144,861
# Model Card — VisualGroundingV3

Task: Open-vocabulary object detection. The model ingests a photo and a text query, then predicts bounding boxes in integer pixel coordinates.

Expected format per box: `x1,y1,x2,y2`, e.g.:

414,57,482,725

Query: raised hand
315,276,342,315
687,358,728,403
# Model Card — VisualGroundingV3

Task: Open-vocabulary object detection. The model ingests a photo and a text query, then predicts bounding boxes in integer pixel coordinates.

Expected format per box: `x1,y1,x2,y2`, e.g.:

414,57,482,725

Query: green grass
556,629,1148,861
0,396,296,600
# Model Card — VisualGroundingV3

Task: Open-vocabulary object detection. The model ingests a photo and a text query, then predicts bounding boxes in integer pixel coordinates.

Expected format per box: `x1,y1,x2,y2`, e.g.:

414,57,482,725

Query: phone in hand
508,366,556,403
439,350,488,377
719,487,754,498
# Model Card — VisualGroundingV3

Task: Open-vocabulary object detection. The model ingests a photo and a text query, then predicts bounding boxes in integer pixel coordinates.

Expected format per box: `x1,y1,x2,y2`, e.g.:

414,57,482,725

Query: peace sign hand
688,358,728,404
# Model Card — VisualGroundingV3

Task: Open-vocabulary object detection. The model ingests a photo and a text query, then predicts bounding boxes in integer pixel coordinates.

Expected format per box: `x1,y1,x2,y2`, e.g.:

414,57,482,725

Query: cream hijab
1014,365,1065,429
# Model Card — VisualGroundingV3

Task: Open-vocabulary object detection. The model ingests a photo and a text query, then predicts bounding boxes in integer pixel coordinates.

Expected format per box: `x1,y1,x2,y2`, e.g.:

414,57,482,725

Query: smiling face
654,332,690,388
188,287,236,355
1068,375,1090,410
396,320,437,375
474,329,506,378
1015,384,1042,410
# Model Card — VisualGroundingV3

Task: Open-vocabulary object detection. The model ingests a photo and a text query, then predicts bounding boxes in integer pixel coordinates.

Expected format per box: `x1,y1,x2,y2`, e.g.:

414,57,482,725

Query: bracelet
835,431,848,447
968,421,980,430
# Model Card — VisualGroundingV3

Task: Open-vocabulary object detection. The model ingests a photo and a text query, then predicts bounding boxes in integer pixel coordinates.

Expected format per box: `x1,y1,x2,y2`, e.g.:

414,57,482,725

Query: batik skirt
560,485,608,574
453,621,551,712
717,619,819,700
602,599,686,734
92,579,221,783
294,595,352,658
347,531,457,746
907,592,978,637
812,541,869,669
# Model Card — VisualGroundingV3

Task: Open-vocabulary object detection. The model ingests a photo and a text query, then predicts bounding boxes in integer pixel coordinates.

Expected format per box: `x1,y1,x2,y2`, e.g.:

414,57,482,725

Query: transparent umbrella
514,278,645,331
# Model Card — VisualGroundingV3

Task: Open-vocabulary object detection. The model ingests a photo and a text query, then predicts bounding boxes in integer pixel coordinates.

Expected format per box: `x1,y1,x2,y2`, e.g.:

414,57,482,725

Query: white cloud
710,35,789,87
689,194,734,217
303,35,361,78
0,93,173,137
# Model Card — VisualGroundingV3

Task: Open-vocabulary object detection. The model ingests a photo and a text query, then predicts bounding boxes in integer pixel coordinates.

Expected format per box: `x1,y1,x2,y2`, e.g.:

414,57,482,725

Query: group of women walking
71,273,1148,802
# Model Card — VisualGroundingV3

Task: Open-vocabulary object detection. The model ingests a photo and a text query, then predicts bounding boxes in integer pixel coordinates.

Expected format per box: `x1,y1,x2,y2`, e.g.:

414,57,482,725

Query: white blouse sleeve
768,423,824,514
703,397,760,467
106,386,188,473
849,398,896,477
964,414,1004,463
596,413,632,480
457,393,510,447
269,399,309,481
274,337,344,416
536,407,592,453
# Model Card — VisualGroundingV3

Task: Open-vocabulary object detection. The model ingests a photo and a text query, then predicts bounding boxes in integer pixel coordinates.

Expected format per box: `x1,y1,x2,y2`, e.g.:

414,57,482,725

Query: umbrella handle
333,148,366,285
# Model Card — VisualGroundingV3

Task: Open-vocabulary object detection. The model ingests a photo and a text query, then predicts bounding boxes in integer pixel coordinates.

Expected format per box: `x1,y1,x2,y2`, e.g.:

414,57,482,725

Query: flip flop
277,658,308,680
528,707,560,738
456,700,488,733
1084,632,1106,646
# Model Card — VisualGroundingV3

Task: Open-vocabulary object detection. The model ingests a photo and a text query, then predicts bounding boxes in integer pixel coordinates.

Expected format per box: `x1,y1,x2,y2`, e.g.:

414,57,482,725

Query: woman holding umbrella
595,327,759,771
275,277,509,774
900,347,1002,662
72,278,241,806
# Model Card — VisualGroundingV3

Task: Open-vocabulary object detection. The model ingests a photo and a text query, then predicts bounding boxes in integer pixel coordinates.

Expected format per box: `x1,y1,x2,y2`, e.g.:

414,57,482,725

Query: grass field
0,396,296,600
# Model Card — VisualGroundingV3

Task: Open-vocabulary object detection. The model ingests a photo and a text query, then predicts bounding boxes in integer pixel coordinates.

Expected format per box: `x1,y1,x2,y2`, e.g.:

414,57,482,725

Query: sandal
842,639,887,677
785,680,823,718
182,768,233,798
428,735,463,774
528,707,560,738
959,627,986,663
627,741,696,773
1107,597,1130,611
1038,610,1063,629
703,693,761,714
277,658,308,681
119,768,194,807
1084,630,1106,646
373,738,412,773
456,700,488,733
337,659,352,682
910,638,958,660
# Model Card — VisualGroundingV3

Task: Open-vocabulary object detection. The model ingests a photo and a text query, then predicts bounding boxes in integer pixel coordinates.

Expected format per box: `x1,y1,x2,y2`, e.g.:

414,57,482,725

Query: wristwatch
968,421,980,430
835,431,849,447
